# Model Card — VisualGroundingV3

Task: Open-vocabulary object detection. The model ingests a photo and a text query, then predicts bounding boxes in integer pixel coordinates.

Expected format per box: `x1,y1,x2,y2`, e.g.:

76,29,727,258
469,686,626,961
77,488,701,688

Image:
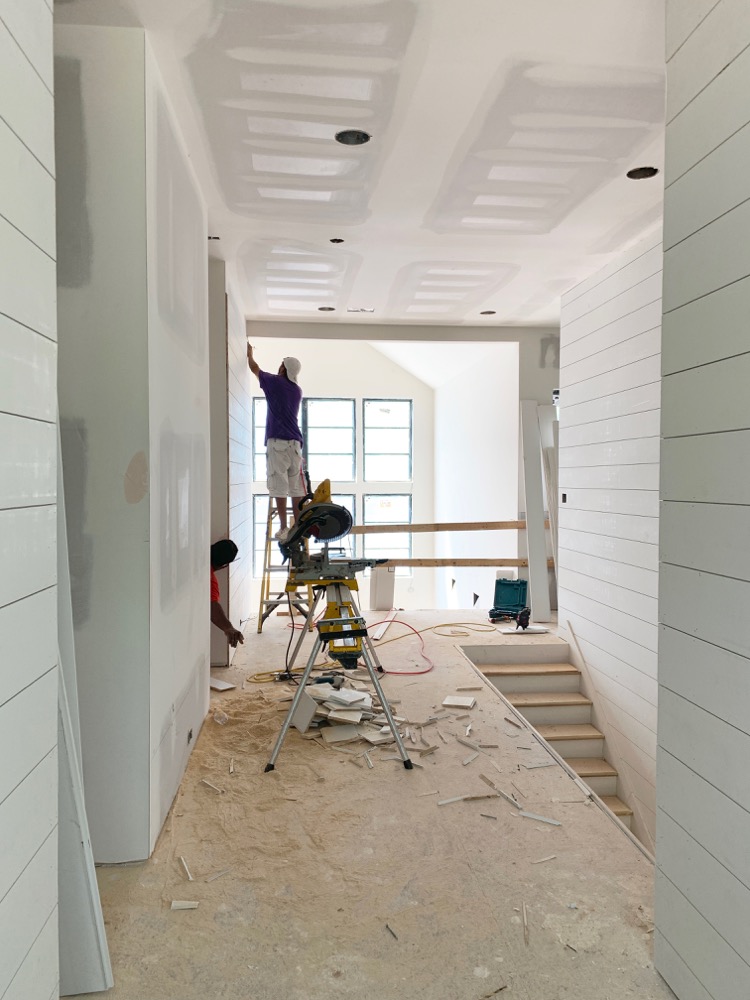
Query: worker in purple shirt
247,343,304,541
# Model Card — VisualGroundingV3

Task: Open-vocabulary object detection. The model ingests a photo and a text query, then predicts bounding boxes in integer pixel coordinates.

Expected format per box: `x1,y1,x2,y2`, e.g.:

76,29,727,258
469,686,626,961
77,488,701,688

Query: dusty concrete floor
76,611,675,1000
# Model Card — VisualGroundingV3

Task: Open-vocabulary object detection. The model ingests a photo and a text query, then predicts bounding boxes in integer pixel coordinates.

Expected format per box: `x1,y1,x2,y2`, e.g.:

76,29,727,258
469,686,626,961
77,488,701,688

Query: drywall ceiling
55,0,666,326
369,341,511,389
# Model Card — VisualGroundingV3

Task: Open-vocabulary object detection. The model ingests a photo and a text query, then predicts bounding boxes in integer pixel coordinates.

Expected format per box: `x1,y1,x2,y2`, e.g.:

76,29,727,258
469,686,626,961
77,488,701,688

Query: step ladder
257,498,314,634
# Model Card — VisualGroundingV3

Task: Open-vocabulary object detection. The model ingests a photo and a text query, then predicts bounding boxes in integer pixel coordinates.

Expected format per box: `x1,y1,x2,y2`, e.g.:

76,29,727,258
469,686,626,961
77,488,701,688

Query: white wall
0,2,59,996
656,3,750,997
249,336,435,609
56,25,210,861
208,258,230,666
434,343,520,608
558,231,662,848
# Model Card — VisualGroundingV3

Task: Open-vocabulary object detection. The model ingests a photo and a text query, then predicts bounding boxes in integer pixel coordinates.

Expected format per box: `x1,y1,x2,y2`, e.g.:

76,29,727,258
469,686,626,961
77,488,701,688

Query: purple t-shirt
259,371,303,444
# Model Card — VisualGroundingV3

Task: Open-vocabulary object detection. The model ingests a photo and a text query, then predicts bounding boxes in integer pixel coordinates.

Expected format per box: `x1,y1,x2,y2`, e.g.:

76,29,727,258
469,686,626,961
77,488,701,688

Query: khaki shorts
266,439,305,497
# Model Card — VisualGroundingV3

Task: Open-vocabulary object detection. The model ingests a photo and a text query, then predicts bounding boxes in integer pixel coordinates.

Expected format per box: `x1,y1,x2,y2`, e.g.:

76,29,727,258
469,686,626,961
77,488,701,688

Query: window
363,493,412,575
302,398,355,483
363,399,412,481
252,397,268,481
253,493,357,577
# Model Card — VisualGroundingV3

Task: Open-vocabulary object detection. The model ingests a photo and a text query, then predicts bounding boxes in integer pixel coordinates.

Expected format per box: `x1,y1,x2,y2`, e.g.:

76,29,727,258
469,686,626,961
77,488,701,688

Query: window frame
362,398,413,483
362,492,413,575
301,397,356,484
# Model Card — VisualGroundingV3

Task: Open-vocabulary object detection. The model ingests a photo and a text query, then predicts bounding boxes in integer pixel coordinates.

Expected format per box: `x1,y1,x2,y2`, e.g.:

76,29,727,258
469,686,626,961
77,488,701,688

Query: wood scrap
479,984,507,997
438,795,467,806
480,814,498,820
519,811,561,827
479,744,499,749
201,779,224,794
531,855,556,865
205,868,232,882
417,790,439,796
385,923,398,941
171,901,199,910
436,729,448,744
456,686,483,692
443,696,476,709
504,716,523,728
457,736,480,751
229,758,235,774
522,902,529,946
179,856,194,881
416,745,438,756
479,773,521,809
511,781,527,798
462,752,479,766
364,751,374,769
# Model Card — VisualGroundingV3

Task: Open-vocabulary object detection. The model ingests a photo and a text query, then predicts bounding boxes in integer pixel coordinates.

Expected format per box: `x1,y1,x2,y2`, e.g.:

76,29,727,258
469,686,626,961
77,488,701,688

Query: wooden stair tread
536,723,603,741
601,795,634,818
480,662,580,676
566,757,618,778
508,692,592,708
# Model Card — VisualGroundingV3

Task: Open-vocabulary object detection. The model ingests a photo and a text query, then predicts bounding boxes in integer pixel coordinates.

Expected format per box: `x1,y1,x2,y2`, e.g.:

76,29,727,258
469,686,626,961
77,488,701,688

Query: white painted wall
558,231,662,848
56,26,210,861
248,336,435,609
0,2,59,996
433,344,520,608
656,3,750,997
208,259,230,666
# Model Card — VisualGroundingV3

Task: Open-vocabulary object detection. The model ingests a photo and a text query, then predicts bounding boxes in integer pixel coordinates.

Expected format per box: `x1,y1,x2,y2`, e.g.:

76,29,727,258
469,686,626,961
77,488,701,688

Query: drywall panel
0,316,56,423
666,38,750,184
661,501,750,582
660,625,750,735
662,275,750,374
0,117,56,257
662,352,750,437
558,528,658,572
0,506,56,609
56,24,151,862
662,431,750,504
145,43,210,849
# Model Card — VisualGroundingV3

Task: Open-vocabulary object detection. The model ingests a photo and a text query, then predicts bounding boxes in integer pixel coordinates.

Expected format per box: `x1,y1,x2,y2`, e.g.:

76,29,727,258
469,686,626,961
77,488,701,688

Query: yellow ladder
257,498,314,633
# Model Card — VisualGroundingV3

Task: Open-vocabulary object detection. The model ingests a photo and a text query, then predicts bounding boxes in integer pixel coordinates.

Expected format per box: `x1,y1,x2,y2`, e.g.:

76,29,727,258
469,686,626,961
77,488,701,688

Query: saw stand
264,581,413,772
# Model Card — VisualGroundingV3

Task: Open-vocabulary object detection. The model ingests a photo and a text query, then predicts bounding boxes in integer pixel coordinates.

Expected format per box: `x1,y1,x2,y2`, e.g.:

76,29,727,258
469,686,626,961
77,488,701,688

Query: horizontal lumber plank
350,520,548,535
378,558,555,568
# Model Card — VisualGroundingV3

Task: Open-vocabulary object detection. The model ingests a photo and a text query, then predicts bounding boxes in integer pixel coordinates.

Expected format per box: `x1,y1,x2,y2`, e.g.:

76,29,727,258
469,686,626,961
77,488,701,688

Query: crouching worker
210,539,244,647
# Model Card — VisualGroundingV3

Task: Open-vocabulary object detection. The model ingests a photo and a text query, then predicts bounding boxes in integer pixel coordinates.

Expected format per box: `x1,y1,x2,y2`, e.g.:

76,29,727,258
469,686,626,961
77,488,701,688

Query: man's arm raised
247,342,261,379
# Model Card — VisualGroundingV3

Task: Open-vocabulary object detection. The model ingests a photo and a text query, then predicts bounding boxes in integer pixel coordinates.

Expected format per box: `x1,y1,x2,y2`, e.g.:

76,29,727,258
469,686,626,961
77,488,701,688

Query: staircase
477,646,633,828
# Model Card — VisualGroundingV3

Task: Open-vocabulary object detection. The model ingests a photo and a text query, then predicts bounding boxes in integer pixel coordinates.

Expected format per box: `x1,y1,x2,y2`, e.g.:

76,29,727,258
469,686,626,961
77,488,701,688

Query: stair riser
487,673,580,694
518,704,592,726
464,642,571,665
545,737,604,758
578,774,617,797
617,813,632,830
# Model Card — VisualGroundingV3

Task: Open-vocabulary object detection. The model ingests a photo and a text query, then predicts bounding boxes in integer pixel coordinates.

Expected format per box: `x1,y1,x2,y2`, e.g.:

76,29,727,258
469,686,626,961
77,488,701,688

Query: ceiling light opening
318,306,336,312
626,166,659,180
335,129,371,146
480,310,496,316
329,238,345,244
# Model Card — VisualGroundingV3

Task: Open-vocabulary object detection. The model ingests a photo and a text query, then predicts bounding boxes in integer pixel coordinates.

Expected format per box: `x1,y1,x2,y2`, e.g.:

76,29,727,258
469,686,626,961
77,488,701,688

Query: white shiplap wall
656,2,750,997
0,1,59,996
558,232,662,849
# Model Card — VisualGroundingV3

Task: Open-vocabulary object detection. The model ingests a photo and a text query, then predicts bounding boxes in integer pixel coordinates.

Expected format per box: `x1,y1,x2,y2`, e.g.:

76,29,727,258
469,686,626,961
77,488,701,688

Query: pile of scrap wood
290,678,404,747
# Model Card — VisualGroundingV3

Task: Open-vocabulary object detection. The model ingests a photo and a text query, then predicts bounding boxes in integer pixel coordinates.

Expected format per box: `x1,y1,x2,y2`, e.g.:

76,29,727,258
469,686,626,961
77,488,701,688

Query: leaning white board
519,400,552,622
499,626,549,635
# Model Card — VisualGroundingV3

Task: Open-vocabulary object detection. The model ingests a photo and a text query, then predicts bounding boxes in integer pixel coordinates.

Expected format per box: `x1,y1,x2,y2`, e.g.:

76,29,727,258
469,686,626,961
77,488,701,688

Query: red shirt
210,569,220,603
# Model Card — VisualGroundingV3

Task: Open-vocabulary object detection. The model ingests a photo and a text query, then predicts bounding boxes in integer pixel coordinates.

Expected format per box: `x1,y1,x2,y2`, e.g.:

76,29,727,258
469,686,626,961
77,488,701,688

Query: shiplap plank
558,609,658,681
558,408,660,449
0,412,56,510
560,567,657,624
655,872,750,1000
665,119,750,251
558,528,658,572
664,197,750,312
2,908,58,1000
660,563,750,660
559,437,660,468
0,22,54,171
559,586,658,652
0,116,56,257
562,232,661,305
562,381,661,428
654,931,714,1000
615,758,657,824
559,462,659,491
562,354,661,408
662,274,750,374
662,431,750,504
660,686,750,803
661,501,750,582
559,507,658,545
657,751,750,891
662,352,750,437
560,298,663,369
603,694,659,762
666,0,721,60
666,40,750,185
0,315,56,423
0,667,57,805
0,506,56,610
579,638,659,712
0,830,56,996
0,748,56,902
0,0,53,91
560,272,663,346
560,245,663,324
660,625,750,736
559,547,658,598
561,487,658,517
0,587,56,709
0,214,56,340
561,328,661,388
658,809,750,965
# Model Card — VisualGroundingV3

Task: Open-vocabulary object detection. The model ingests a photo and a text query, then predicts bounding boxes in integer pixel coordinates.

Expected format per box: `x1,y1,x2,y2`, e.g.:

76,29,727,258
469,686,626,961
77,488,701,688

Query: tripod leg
264,637,322,772
361,648,413,770
283,587,323,675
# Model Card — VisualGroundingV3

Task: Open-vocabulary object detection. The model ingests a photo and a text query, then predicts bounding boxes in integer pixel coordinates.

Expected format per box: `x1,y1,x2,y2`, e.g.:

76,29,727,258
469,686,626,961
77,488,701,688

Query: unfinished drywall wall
558,230,662,849
656,3,750,996
56,25,210,861
0,3,59,995
248,336,435,609
433,344,520,609
145,45,210,848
